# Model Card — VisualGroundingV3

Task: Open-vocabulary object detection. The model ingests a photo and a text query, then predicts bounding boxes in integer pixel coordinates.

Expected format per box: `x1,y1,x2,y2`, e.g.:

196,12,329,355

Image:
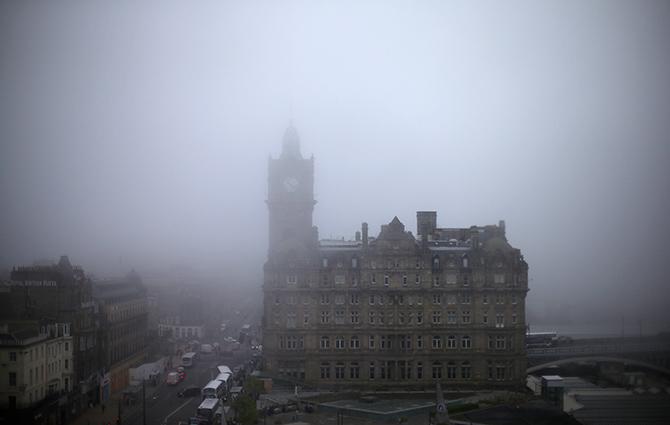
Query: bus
217,365,232,376
190,398,222,425
526,332,558,348
202,379,226,400
181,352,197,368
215,372,232,391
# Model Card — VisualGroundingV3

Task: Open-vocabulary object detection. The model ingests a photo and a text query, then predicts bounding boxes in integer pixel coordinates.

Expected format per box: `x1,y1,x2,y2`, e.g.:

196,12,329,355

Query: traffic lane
123,357,220,425
160,357,220,425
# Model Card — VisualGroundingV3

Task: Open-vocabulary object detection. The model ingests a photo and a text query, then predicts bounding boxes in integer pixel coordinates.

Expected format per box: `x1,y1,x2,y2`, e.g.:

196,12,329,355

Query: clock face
283,177,299,192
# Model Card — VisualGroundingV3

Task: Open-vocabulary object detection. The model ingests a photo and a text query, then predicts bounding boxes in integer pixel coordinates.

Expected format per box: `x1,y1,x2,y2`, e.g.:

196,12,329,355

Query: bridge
526,335,670,375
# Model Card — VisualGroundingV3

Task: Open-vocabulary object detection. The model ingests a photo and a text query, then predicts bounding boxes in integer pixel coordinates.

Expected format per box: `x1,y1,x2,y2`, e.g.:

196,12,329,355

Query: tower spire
281,123,302,159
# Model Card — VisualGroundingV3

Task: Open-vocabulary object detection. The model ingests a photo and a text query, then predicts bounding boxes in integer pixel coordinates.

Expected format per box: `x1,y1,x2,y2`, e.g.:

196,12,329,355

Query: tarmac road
122,349,250,425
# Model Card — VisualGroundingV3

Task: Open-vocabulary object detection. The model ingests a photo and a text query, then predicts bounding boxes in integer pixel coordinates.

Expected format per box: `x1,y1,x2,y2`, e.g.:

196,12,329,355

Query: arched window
462,254,469,268
432,256,440,270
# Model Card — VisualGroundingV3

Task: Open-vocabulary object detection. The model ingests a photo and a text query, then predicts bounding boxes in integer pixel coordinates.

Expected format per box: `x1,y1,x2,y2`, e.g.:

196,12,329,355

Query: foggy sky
1,1,669,327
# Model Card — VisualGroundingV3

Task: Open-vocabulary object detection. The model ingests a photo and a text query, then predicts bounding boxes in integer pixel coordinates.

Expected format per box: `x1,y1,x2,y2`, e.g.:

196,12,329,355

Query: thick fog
1,1,669,331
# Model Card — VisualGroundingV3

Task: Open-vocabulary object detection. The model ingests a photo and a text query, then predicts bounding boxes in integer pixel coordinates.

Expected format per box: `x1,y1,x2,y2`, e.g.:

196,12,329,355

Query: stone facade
7,256,100,406
93,272,148,396
263,127,529,389
0,322,73,424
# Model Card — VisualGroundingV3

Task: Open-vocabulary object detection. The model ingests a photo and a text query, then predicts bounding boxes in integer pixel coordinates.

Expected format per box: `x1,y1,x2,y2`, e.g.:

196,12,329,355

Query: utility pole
142,380,146,425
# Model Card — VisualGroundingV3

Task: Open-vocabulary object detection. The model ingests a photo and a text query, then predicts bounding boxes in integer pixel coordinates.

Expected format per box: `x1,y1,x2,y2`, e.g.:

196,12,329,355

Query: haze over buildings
1,0,669,331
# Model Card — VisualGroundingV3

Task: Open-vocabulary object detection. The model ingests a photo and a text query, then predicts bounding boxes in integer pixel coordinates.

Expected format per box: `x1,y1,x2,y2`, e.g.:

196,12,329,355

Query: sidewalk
70,394,123,425
70,384,161,425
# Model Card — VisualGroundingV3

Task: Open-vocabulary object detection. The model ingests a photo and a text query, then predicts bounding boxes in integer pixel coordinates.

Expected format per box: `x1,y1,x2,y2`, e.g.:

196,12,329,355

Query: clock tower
267,125,317,258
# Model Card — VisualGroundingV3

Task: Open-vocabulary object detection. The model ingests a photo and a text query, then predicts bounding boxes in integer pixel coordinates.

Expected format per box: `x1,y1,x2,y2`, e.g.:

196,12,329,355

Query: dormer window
322,258,329,268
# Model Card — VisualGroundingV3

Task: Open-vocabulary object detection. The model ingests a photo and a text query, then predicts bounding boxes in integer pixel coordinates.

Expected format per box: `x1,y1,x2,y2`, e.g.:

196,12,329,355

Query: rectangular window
369,362,375,379
461,336,472,349
320,363,330,379
384,275,390,286
432,311,441,324
463,274,469,286
350,336,360,349
402,275,408,286
496,314,505,328
335,295,345,305
496,293,505,304
417,362,423,379
512,313,517,324
368,311,375,324
415,274,421,285
417,311,424,324
433,275,440,286
9,372,17,387
483,294,489,304
9,352,17,362
446,274,457,285
494,274,505,284
496,365,506,380
335,337,345,349
511,294,517,304
432,294,441,305
495,336,506,350
460,293,471,304
432,335,442,349
369,335,376,349
416,335,423,349
303,313,310,325
286,312,296,328
483,312,488,325
320,294,330,305
447,363,457,379
320,311,330,324
462,311,471,324
350,363,360,379
461,363,472,379
335,310,345,324
371,273,377,284
320,336,330,349
335,364,345,379
447,311,457,324
351,310,360,324
432,364,442,379
335,275,345,285
447,335,456,349
286,275,297,285
350,294,360,305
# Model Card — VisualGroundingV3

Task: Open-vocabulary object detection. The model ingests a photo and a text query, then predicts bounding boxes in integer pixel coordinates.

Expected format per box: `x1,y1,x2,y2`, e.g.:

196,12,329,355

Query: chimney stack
417,211,437,239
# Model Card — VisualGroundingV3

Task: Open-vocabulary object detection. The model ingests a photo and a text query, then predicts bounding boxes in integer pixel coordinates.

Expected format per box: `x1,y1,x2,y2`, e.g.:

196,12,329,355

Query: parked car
177,386,200,398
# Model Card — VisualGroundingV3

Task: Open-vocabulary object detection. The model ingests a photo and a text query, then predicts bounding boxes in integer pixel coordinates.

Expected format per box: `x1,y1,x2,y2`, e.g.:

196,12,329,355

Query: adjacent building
6,256,100,408
0,322,73,424
93,271,149,397
263,127,529,388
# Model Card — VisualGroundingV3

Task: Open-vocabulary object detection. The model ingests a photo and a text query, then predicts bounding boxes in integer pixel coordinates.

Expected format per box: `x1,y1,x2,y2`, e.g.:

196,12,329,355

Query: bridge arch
527,356,670,376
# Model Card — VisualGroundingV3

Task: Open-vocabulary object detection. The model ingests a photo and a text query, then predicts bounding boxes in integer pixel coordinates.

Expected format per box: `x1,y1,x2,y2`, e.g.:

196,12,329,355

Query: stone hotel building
263,127,529,388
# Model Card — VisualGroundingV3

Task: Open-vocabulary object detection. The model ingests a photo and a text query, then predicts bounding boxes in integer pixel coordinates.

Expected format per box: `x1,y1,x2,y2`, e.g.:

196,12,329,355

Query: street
122,348,253,425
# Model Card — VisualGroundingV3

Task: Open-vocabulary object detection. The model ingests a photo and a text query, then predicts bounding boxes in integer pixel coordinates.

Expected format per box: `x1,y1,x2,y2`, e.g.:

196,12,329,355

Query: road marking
163,398,191,425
